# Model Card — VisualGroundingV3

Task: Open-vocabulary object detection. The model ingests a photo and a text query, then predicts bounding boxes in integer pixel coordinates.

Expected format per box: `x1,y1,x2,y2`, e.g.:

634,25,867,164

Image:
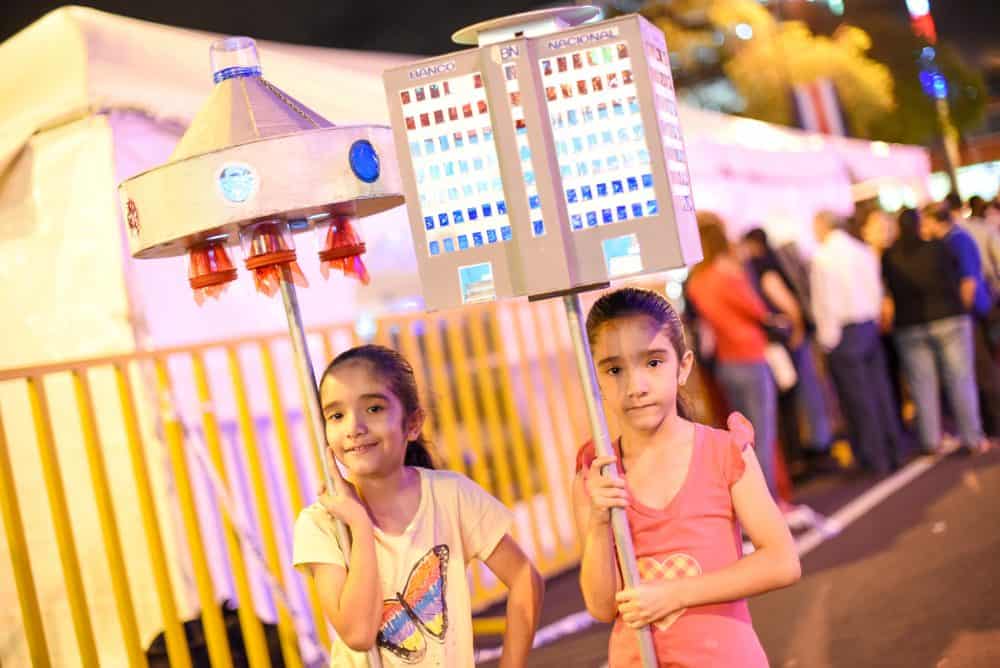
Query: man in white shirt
810,211,903,474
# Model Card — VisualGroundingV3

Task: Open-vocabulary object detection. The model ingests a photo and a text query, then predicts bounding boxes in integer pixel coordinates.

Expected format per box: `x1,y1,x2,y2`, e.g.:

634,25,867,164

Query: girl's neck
620,410,692,458
354,465,419,523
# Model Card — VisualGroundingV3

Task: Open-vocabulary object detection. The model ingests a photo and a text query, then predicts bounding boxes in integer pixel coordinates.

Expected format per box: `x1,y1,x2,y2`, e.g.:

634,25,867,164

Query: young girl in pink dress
573,287,801,666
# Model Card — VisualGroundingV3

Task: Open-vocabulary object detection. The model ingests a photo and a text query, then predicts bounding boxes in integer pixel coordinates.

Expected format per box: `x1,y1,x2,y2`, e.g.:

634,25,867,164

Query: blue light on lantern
349,139,380,183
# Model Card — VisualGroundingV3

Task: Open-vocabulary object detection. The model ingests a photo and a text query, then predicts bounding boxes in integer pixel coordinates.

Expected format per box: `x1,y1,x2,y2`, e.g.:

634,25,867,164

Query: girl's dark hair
320,344,435,468
586,287,691,420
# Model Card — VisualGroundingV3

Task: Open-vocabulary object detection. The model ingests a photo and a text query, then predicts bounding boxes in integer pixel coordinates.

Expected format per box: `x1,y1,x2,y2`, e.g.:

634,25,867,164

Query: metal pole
562,294,658,668
935,97,962,195
278,264,383,668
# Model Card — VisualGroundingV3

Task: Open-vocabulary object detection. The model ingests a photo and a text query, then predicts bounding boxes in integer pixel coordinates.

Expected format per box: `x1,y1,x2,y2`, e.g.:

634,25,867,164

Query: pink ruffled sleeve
722,412,754,486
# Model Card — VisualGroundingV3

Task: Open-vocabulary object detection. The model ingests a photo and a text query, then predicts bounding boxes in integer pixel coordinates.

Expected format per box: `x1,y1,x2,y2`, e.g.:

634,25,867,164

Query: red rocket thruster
242,220,308,297
187,241,238,305
318,215,370,285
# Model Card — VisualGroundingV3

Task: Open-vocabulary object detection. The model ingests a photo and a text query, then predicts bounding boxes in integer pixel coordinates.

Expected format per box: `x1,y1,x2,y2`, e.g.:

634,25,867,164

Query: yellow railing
0,298,590,667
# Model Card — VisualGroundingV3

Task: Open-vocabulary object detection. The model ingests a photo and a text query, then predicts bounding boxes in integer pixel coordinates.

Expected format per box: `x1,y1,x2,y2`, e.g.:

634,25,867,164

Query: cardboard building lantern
383,7,701,310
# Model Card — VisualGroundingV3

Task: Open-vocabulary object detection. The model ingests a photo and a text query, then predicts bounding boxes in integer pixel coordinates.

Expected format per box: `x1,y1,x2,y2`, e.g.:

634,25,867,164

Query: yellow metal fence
0,298,591,667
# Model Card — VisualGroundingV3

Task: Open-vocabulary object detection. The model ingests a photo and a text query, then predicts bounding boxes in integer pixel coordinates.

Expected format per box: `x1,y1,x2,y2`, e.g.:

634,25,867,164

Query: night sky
3,1,995,65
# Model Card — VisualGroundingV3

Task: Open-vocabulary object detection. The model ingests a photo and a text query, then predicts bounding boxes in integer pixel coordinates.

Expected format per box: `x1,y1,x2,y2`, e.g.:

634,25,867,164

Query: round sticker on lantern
349,140,380,183
217,163,259,203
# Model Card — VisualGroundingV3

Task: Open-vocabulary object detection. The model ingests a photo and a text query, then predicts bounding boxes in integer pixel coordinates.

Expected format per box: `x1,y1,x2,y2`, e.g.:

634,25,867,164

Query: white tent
0,6,931,666
1,5,423,369
1,5,932,367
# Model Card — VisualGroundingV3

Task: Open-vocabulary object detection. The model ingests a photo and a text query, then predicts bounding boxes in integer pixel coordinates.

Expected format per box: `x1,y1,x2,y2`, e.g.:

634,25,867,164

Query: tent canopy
0,6,411,169
0,5,932,364
1,5,929,186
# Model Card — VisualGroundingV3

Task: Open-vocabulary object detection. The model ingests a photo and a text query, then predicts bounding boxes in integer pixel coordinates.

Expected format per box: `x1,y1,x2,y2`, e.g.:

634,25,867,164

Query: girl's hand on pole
616,580,683,629
318,447,372,531
585,455,628,527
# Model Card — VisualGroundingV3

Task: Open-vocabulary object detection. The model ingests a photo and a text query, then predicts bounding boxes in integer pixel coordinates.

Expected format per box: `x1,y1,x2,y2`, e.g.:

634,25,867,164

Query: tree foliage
638,0,985,143
726,21,893,137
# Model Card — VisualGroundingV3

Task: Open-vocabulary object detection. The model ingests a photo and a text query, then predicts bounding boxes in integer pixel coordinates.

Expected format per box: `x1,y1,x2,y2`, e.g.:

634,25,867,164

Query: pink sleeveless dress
576,416,769,667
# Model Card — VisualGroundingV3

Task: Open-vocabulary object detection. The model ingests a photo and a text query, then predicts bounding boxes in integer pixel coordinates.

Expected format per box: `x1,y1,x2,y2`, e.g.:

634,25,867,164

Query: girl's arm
616,449,800,628
810,258,840,351
760,270,805,347
483,534,544,668
309,522,381,650
310,469,383,651
572,455,626,622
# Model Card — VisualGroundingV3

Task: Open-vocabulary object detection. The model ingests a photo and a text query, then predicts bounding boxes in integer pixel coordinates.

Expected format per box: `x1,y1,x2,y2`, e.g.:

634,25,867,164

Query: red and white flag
792,79,847,136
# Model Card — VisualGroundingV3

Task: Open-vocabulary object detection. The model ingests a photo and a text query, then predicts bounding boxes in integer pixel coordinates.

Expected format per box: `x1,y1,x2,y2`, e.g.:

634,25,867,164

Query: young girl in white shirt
293,345,543,667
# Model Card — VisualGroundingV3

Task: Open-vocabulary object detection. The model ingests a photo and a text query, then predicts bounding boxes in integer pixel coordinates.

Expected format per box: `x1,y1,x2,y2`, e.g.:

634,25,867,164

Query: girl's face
592,314,693,433
320,360,421,479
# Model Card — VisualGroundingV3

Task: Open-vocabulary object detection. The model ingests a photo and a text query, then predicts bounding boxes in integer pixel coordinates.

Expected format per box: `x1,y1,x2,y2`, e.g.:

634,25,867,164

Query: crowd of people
684,194,1000,502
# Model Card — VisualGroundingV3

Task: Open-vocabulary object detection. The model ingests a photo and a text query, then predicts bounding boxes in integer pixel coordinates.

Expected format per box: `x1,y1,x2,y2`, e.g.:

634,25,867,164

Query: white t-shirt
293,468,513,667
810,229,882,350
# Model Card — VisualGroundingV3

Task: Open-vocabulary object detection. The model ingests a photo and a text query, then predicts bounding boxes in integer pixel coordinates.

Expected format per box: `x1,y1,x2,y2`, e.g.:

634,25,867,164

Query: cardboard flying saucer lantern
119,36,401,295
119,35,401,668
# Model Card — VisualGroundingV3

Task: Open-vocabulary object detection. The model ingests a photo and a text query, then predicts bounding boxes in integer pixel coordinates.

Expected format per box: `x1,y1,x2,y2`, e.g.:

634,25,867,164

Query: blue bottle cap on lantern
210,37,263,84
349,140,380,183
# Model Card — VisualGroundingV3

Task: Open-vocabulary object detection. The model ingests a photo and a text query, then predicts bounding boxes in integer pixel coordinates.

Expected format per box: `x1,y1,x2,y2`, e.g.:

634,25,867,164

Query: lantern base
318,242,366,262
245,250,297,271
189,269,238,290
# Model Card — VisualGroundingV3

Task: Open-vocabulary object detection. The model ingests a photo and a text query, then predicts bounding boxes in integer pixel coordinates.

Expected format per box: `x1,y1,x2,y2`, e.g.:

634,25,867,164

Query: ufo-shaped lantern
119,36,403,300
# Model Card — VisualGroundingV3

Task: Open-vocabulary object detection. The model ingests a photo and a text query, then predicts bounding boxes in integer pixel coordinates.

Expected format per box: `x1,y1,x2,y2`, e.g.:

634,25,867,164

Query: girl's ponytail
404,437,435,469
